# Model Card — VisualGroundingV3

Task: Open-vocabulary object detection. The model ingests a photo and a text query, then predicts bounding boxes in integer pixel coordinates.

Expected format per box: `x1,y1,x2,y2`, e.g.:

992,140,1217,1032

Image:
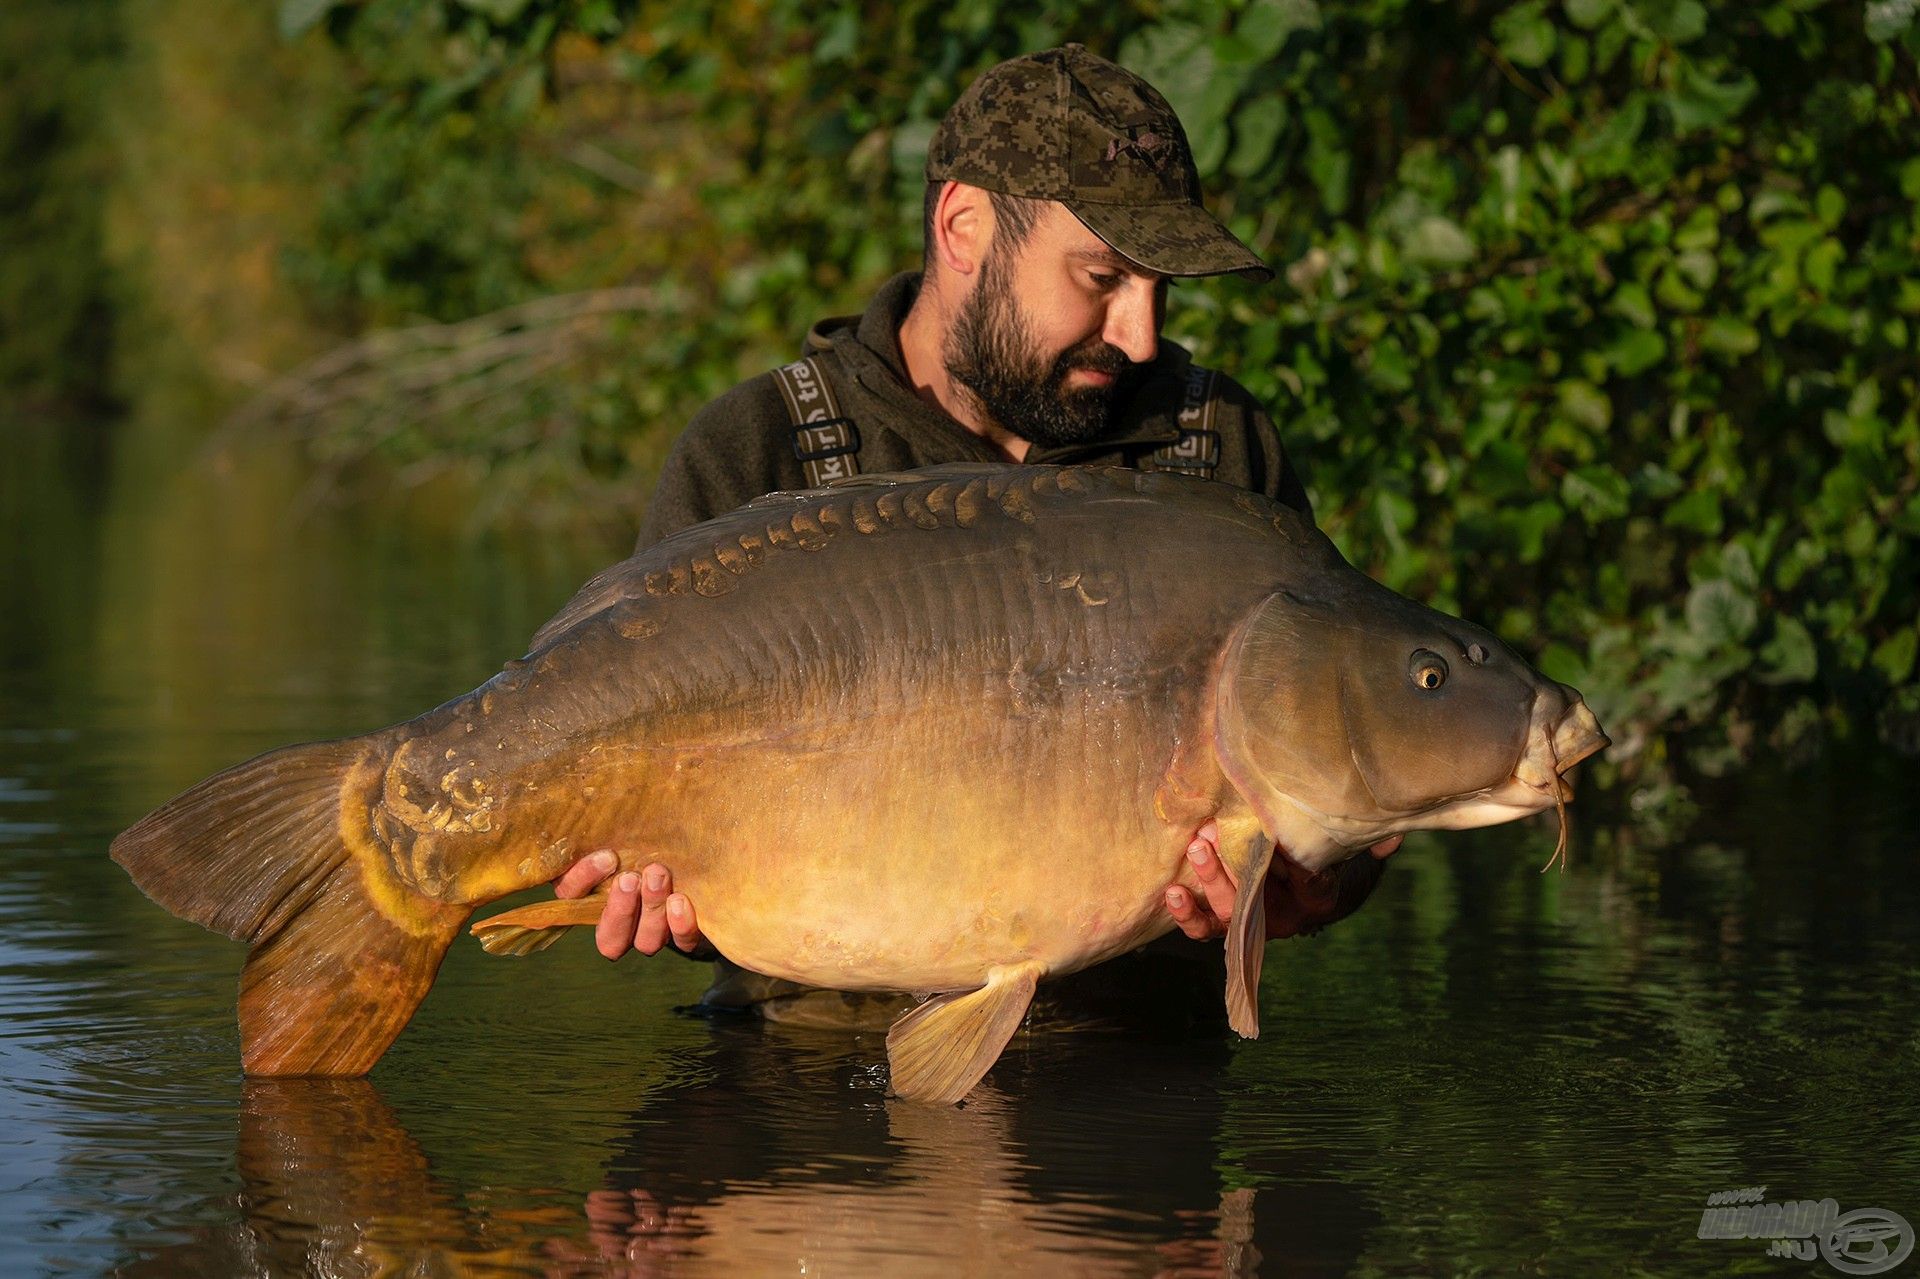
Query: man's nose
1102,282,1160,365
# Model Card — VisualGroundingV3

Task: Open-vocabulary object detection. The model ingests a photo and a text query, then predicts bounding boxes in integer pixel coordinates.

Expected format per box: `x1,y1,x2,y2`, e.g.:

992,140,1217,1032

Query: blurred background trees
5,0,1917,792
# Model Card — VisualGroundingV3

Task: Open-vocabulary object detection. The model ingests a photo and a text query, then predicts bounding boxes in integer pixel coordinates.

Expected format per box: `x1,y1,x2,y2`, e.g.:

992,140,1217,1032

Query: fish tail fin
470,896,606,956
110,735,467,1076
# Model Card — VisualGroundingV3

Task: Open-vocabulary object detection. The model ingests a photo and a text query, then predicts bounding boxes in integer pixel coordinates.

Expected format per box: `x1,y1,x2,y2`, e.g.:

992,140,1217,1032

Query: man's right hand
552,850,707,960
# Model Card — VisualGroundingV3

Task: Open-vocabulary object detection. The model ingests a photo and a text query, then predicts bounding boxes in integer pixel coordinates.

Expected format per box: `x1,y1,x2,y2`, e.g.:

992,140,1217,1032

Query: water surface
2,433,1916,1277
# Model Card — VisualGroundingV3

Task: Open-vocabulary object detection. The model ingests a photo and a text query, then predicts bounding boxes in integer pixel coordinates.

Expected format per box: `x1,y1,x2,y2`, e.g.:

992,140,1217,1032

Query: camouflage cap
925,44,1272,282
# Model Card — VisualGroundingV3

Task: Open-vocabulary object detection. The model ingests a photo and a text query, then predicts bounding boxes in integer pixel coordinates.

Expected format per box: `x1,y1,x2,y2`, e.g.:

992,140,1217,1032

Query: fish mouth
1514,697,1609,802
1400,698,1609,851
1522,697,1609,871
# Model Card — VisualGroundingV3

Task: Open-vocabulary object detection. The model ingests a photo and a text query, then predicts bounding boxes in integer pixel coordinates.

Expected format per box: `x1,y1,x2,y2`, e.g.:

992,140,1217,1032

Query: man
550,45,1398,989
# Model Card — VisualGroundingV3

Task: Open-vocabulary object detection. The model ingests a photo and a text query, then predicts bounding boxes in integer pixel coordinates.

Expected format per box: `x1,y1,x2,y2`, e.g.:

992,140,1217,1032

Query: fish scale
110,463,1607,1102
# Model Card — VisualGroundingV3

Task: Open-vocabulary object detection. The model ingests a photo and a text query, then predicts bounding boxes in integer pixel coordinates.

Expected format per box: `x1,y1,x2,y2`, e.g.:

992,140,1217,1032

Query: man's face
943,201,1168,449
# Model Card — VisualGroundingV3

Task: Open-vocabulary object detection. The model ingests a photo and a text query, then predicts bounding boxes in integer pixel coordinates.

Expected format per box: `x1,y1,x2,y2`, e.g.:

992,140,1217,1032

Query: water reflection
125,1024,1287,1279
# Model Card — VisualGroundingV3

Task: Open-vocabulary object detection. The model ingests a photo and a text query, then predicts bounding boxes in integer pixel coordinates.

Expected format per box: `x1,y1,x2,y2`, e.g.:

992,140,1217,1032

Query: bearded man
549,45,1399,1006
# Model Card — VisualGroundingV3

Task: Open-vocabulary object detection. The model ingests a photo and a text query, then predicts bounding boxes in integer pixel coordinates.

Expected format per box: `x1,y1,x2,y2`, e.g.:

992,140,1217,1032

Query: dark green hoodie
636,272,1311,550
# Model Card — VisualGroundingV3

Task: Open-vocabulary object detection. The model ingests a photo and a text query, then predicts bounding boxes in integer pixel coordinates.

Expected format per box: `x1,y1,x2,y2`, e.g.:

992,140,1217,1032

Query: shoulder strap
771,356,862,487
1151,364,1221,481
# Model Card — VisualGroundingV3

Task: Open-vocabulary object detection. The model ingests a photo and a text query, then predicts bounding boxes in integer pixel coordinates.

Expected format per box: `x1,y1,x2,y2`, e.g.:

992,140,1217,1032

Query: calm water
2,431,1916,1278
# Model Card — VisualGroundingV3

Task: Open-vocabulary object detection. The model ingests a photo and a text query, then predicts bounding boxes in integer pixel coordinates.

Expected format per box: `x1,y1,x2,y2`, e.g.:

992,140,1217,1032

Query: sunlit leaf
1686,578,1759,646
1493,2,1558,68
277,0,340,39
1667,62,1757,130
1237,0,1322,60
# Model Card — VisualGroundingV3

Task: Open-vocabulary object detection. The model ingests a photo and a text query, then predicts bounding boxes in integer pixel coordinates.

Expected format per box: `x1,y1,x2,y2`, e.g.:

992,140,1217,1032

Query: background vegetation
7,0,1918,800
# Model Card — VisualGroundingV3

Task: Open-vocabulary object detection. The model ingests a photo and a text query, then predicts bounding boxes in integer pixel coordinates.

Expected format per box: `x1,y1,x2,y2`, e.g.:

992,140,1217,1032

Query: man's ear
931,181,988,278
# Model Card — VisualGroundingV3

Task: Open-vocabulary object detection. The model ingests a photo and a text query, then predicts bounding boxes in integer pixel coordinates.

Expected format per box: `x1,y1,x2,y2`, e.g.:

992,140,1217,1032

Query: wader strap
1152,365,1221,480
773,356,862,487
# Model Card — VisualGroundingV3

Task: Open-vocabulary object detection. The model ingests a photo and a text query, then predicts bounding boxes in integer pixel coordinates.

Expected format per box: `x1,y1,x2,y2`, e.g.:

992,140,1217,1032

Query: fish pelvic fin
469,897,605,956
885,960,1045,1106
110,734,468,1076
1223,833,1276,1039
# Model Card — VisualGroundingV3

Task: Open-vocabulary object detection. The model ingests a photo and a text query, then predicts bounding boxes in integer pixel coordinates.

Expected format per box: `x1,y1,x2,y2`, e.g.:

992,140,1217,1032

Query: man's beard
942,248,1134,449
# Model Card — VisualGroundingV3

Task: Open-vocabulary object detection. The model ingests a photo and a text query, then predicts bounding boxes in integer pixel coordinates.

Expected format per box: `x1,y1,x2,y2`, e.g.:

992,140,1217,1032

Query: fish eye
1410,650,1449,691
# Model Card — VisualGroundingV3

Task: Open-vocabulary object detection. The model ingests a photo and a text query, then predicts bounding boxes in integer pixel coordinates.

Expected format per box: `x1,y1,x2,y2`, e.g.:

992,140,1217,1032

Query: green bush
274,0,1920,782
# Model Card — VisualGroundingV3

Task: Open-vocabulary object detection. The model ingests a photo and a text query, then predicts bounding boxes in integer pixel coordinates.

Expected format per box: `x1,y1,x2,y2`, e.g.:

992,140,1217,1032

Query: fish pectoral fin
469,897,605,956
1223,833,1277,1039
884,960,1046,1105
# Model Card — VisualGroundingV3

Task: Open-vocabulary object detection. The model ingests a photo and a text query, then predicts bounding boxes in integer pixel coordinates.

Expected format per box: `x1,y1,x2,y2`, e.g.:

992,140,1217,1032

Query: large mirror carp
113,464,1607,1103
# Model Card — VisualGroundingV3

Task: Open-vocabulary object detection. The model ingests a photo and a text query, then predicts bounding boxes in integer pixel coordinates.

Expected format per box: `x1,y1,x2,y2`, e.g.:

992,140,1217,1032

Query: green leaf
1238,0,1322,59
1187,57,1244,175
1227,98,1288,178
1647,0,1707,43
1667,62,1758,131
1562,464,1631,519
1607,327,1667,375
1803,238,1842,294
1538,641,1590,684
1665,488,1724,536
1874,628,1919,684
1609,280,1657,328
1814,185,1847,228
277,0,339,39
1494,2,1559,67
1866,0,1918,41
455,0,533,21
812,8,858,62
1686,578,1759,646
1557,379,1614,430
1403,215,1476,266
1700,316,1760,357
1757,617,1818,684
1118,24,1215,128
1301,108,1351,215
1575,94,1646,172
1565,0,1616,30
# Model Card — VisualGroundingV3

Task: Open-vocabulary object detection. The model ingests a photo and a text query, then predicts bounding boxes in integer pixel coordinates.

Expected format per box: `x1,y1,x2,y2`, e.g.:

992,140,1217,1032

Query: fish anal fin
1223,833,1276,1039
469,896,605,956
240,861,468,1076
885,960,1045,1105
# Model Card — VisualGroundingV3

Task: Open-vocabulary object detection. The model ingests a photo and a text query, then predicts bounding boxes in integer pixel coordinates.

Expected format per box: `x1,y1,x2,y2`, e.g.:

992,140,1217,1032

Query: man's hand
1162,822,1402,941
552,850,707,960
1163,823,1241,940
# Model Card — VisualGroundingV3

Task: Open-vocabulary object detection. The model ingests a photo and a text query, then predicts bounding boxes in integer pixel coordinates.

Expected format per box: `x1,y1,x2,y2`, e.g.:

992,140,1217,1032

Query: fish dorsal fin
532,463,1035,650
826,462,1017,488
884,959,1045,1104
742,488,823,510
525,559,640,653
745,462,1021,507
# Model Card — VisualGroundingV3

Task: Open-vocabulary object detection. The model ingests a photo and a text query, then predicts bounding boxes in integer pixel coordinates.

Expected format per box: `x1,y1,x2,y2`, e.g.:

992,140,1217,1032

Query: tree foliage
264,0,1920,781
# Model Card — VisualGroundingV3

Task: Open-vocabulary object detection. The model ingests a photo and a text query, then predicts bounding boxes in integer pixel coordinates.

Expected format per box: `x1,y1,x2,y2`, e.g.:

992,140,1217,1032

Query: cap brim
1066,199,1273,282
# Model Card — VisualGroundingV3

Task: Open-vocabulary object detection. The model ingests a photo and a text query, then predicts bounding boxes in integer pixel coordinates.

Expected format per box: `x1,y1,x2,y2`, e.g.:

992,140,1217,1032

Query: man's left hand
1163,822,1402,941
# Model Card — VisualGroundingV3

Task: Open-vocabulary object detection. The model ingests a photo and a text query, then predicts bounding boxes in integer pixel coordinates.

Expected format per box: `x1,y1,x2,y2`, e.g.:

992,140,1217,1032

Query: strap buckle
792,418,861,463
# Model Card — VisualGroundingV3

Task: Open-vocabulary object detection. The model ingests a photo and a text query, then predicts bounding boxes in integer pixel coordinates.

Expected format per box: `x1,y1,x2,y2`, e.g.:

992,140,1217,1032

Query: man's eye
1088,272,1121,290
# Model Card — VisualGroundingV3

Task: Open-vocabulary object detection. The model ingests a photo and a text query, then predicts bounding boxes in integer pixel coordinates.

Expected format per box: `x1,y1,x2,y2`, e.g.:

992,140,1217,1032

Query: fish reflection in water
120,1010,1372,1277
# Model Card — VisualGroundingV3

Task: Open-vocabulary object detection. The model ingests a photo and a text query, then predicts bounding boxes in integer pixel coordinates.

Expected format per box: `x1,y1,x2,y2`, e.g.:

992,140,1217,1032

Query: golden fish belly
620,679,1221,993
